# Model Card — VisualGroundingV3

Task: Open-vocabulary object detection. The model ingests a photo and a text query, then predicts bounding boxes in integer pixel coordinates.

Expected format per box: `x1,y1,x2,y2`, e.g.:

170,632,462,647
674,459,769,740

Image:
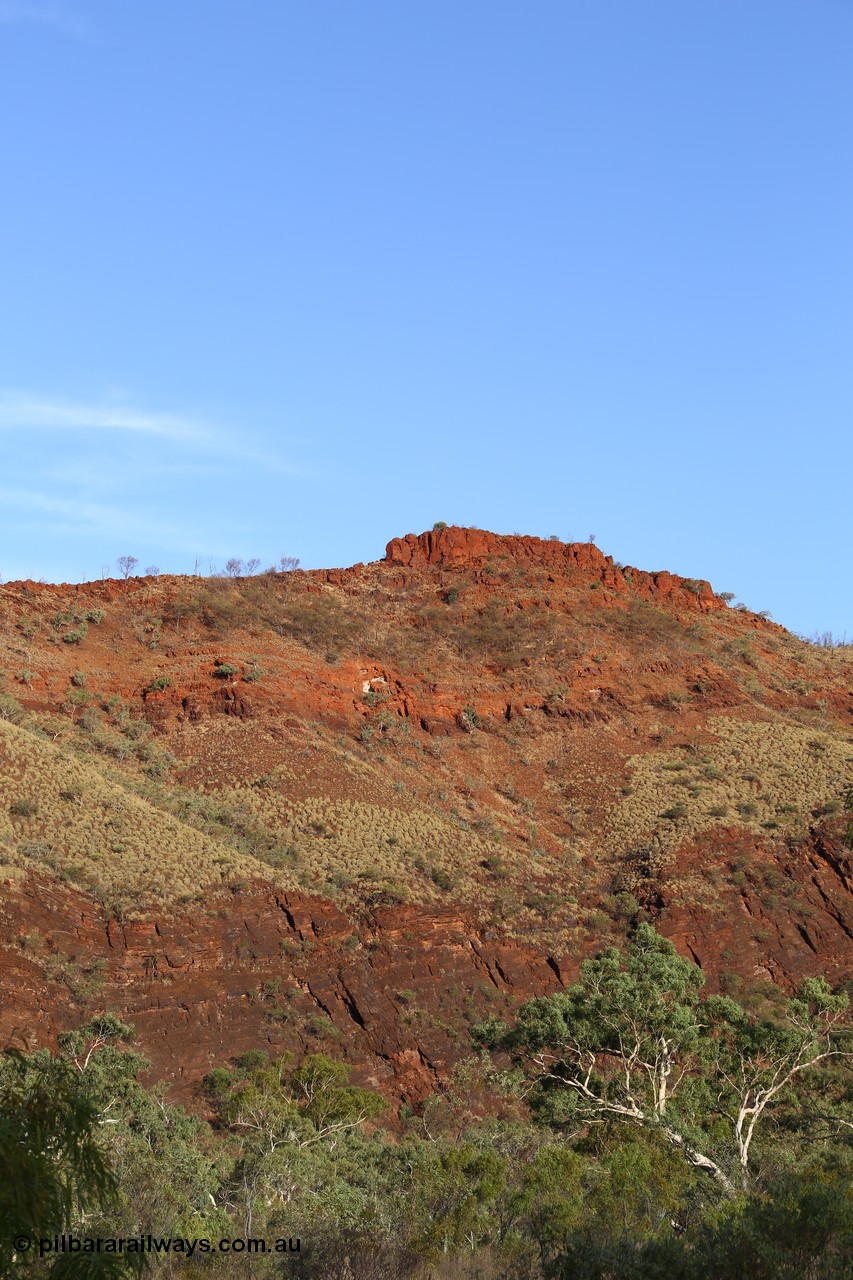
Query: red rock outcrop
385,527,721,610
0,527,850,1108
0,877,564,1103
385,527,609,575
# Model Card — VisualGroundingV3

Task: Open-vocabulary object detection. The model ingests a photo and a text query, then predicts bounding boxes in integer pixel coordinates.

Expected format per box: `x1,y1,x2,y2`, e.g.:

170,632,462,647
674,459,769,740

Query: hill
0,526,851,1103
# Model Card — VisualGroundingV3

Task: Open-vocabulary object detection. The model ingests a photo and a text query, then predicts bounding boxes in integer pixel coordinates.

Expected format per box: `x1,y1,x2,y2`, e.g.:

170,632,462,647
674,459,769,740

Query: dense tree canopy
3,932,852,1278
475,924,853,1197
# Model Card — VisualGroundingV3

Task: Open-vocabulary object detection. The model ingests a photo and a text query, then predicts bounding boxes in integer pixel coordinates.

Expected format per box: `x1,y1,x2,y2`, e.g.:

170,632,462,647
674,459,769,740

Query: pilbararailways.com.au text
14,1234,300,1258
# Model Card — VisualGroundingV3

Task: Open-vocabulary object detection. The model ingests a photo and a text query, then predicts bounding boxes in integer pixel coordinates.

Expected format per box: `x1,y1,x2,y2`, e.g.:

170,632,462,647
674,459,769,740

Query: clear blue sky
1,1,850,637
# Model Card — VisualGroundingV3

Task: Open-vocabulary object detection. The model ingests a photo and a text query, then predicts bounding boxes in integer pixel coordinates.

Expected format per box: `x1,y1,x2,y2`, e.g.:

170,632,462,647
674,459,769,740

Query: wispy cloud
0,389,306,571
44,456,235,492
0,390,305,475
0,2,91,38
0,393,206,443
0,482,258,561
0,484,194,546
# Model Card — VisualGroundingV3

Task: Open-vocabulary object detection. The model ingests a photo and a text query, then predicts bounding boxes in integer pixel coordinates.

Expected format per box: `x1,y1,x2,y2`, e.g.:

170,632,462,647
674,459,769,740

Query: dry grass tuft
0,720,297,914
606,714,853,856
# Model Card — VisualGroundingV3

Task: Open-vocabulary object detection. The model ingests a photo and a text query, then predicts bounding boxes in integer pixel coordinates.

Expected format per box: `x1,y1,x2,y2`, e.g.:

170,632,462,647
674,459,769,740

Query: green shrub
235,1049,269,1072
266,592,363,654
146,675,172,692
611,891,640,920
586,910,611,930
62,622,88,645
431,867,457,891
10,799,37,817
458,602,556,670
661,804,687,820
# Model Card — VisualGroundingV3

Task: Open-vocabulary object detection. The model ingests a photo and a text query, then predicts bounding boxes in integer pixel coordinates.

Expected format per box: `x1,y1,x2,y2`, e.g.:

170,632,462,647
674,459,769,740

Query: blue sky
0,1,850,637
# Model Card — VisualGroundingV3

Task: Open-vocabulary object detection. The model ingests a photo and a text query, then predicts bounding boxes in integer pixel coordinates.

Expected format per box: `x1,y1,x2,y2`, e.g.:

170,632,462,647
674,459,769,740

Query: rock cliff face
385,527,721,609
0,876,562,1102
386,527,610,573
0,528,850,1105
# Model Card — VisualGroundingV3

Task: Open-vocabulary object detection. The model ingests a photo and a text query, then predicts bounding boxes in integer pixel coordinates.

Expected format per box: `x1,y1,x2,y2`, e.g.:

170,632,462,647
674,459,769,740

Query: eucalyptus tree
0,1037,144,1278
475,925,853,1194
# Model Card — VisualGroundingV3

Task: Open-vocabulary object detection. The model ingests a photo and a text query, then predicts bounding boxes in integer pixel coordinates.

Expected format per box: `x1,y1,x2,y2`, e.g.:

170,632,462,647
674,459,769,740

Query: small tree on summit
116,555,138,579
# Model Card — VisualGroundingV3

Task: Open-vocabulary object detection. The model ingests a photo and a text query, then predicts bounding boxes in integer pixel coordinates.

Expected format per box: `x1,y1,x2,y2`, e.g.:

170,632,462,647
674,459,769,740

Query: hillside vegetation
0,526,851,1107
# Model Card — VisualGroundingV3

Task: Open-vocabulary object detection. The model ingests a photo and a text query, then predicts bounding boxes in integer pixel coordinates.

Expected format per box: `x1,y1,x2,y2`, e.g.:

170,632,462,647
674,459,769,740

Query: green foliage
546,1168,853,1279
144,675,171,693
211,1051,386,1142
0,692,25,723
10,798,38,817
459,705,480,732
431,866,457,891
477,926,853,1195
458,601,557,670
0,1041,142,1278
3,998,853,1279
3,1018,228,1274
62,623,88,645
662,803,687,819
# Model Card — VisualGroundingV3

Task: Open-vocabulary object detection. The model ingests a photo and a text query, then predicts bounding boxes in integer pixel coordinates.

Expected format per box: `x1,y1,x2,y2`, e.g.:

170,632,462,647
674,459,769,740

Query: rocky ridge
0,528,850,1104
